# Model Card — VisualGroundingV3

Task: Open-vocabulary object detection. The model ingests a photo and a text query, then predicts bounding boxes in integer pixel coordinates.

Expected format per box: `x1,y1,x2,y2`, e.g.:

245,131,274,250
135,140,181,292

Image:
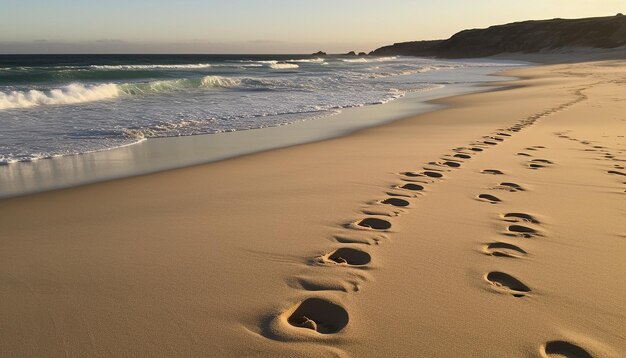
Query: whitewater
0,54,523,163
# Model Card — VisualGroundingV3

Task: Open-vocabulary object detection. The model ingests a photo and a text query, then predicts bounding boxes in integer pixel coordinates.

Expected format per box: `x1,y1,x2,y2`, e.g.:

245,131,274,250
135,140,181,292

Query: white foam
121,119,211,140
91,63,212,70
269,63,299,69
286,58,326,63
342,58,369,63
200,75,242,87
342,56,398,63
0,75,243,110
237,59,321,67
0,83,121,110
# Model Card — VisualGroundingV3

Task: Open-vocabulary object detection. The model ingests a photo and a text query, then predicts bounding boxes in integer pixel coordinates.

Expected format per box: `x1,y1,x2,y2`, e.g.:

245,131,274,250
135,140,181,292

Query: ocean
0,54,522,164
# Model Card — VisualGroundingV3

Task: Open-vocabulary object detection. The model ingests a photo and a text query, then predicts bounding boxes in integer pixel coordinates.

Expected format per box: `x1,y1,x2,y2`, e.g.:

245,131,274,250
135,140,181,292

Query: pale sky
1,0,624,53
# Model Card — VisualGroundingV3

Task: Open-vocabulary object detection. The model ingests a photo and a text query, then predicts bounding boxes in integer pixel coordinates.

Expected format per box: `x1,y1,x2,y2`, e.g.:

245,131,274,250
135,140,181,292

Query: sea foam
0,76,241,110
0,83,121,110
342,56,398,63
269,63,299,69
91,63,213,70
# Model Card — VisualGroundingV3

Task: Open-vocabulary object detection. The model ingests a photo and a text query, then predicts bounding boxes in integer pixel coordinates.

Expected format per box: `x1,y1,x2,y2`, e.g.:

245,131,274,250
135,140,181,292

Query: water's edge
0,72,519,199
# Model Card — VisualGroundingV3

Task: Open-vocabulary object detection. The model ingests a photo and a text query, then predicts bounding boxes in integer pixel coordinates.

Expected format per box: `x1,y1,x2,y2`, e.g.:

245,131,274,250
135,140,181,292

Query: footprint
495,182,525,192
483,140,498,145
478,194,501,204
357,218,392,230
399,183,424,191
381,198,410,207
482,169,504,175
286,298,349,334
541,340,593,358
454,153,472,159
608,170,626,176
517,152,532,157
483,242,527,258
323,248,372,266
403,171,423,177
503,212,540,224
422,171,444,178
469,147,484,152
508,224,539,238
485,271,531,297
444,161,462,168
497,132,512,137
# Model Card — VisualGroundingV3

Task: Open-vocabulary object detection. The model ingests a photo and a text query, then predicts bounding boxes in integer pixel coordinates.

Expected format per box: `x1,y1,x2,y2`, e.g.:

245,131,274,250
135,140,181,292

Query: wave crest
269,63,299,69
91,63,212,70
0,83,121,110
200,75,242,87
0,75,242,110
342,56,398,63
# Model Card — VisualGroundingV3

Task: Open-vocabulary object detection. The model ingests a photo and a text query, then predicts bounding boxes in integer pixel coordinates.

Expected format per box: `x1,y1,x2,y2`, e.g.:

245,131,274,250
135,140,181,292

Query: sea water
0,54,523,165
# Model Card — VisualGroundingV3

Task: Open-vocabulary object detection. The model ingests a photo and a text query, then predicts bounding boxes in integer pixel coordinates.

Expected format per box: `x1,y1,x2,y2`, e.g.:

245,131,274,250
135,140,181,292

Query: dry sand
1,59,625,357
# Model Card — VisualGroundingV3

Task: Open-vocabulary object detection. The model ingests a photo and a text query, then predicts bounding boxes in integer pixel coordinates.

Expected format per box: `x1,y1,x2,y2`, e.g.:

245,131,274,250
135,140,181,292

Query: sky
0,0,624,54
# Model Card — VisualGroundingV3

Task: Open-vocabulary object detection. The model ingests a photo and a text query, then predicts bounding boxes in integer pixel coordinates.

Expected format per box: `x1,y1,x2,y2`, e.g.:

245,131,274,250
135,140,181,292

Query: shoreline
1,59,624,357
0,65,522,199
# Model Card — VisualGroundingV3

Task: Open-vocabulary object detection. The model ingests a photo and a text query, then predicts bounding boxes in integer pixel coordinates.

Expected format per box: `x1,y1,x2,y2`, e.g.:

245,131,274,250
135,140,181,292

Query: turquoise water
0,55,522,164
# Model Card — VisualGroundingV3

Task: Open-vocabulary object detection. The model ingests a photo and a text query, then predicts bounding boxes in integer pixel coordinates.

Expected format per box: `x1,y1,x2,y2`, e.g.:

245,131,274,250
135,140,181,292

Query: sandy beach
1,59,625,357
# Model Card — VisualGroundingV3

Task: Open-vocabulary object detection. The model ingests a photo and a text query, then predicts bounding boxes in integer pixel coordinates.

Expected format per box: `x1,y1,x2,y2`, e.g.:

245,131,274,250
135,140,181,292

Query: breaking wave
0,75,243,110
236,59,321,68
0,83,122,110
342,56,398,63
269,63,299,69
284,58,325,63
119,75,241,95
91,63,213,70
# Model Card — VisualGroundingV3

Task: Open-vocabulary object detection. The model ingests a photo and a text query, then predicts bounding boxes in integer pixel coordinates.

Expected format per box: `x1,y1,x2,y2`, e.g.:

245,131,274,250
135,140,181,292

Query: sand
1,59,625,357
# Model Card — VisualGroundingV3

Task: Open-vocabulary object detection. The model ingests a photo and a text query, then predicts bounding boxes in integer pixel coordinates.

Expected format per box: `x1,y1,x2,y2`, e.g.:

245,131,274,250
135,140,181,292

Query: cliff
371,14,626,58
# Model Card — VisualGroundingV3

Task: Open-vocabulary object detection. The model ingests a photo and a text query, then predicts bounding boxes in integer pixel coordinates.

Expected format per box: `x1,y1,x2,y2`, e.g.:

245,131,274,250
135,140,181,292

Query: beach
0,58,624,358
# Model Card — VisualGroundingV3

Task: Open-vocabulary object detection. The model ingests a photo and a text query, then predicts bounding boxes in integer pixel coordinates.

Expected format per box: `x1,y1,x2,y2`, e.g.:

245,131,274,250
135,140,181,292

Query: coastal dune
1,60,625,357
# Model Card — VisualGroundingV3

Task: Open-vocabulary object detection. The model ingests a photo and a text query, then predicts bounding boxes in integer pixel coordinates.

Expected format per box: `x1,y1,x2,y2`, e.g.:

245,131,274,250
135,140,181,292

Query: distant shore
370,14,626,59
